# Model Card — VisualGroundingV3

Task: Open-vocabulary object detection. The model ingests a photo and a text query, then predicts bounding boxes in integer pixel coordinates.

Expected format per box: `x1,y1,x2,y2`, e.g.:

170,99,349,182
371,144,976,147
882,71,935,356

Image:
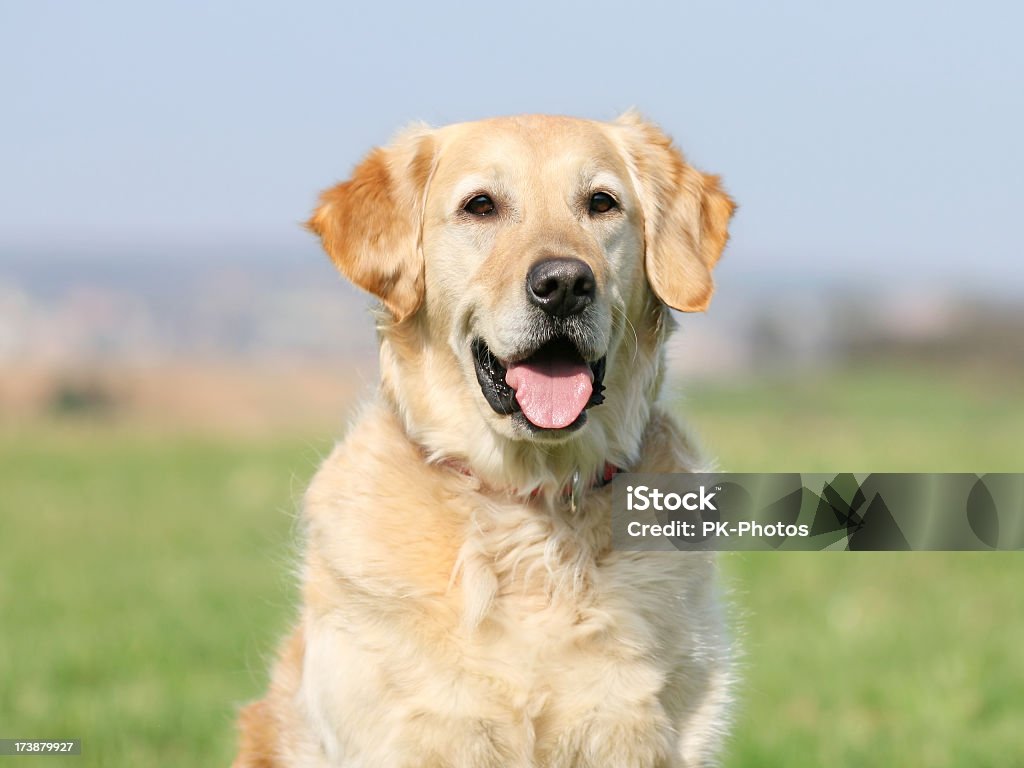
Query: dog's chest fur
286,405,729,767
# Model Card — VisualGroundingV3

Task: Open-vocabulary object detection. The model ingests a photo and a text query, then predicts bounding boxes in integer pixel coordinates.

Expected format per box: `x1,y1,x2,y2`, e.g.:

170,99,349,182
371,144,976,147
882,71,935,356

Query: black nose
526,258,596,317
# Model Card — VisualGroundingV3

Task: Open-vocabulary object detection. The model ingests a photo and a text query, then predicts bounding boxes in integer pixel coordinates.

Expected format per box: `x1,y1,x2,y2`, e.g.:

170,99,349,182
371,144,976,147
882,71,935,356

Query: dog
234,112,735,767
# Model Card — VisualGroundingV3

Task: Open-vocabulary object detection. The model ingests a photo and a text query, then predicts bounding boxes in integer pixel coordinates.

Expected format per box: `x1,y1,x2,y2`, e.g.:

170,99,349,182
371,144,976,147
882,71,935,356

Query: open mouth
472,336,606,431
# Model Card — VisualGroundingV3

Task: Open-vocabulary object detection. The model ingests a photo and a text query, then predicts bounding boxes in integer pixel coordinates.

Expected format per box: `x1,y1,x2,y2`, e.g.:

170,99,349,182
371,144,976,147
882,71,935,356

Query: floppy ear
307,125,437,322
614,111,735,312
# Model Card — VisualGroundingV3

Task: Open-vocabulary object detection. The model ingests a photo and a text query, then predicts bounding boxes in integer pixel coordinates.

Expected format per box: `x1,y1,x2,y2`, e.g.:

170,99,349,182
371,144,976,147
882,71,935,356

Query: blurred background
2,1,1022,766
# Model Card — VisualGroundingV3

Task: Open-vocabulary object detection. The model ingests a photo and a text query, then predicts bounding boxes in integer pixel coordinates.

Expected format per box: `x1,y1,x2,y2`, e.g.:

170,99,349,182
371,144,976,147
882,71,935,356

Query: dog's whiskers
612,303,640,366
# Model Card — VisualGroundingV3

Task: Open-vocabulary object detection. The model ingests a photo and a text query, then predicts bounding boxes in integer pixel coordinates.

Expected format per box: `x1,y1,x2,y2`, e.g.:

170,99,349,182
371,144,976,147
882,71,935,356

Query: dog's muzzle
471,256,607,432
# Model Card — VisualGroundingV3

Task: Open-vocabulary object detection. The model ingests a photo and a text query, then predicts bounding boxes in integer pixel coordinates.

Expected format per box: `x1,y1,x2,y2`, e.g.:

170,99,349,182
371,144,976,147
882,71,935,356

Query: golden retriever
234,112,735,767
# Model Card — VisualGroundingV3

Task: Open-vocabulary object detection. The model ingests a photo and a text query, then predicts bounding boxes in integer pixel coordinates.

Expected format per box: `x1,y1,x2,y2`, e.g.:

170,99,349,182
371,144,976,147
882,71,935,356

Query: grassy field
1,364,1022,766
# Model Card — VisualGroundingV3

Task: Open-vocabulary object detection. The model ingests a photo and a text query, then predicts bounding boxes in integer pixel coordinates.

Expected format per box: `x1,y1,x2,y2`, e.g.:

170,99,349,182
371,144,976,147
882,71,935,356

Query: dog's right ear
307,126,436,322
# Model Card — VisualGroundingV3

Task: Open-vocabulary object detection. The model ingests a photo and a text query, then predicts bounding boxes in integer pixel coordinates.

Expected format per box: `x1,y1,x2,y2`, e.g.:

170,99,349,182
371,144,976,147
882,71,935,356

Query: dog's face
309,114,733,481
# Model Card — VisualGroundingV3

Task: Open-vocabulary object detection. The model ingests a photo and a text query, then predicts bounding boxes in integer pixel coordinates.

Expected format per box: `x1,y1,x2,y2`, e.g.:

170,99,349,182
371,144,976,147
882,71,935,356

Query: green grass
1,366,1022,766
687,365,1024,766
723,554,1024,767
677,364,1024,472
0,429,324,766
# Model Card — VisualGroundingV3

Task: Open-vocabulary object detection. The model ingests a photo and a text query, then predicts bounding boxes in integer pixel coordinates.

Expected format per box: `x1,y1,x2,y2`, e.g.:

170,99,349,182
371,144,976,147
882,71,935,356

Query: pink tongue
505,360,593,429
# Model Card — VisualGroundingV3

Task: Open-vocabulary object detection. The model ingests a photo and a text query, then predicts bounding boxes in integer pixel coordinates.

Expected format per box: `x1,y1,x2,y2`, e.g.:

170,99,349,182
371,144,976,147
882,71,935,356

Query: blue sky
2,0,1022,292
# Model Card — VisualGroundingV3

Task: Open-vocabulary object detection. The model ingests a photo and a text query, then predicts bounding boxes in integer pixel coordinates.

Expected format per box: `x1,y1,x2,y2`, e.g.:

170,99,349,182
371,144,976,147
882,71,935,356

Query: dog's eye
463,194,496,216
589,192,618,214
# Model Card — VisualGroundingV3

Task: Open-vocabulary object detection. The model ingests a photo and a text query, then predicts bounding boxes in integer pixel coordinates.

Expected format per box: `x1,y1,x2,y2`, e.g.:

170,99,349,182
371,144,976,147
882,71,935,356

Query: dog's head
309,113,733,490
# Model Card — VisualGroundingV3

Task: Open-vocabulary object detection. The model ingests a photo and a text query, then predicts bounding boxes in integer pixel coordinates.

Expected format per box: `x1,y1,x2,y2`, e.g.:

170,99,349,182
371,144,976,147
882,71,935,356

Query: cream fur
234,114,736,767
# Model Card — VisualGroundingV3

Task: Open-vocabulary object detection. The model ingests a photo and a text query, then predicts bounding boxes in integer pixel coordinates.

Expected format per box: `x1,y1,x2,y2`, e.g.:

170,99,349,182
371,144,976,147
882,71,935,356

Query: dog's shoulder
302,400,471,599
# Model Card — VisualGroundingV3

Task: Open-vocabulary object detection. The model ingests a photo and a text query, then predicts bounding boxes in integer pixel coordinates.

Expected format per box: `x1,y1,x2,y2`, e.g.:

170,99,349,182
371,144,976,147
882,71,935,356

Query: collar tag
569,469,583,514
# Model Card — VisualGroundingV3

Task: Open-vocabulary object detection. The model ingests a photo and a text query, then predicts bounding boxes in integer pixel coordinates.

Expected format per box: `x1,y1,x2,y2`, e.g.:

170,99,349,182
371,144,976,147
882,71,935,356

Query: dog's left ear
613,111,736,312
307,125,436,322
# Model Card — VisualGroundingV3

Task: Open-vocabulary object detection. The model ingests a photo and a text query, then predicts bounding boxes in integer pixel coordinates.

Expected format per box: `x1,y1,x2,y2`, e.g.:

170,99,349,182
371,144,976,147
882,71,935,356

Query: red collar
439,459,621,505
